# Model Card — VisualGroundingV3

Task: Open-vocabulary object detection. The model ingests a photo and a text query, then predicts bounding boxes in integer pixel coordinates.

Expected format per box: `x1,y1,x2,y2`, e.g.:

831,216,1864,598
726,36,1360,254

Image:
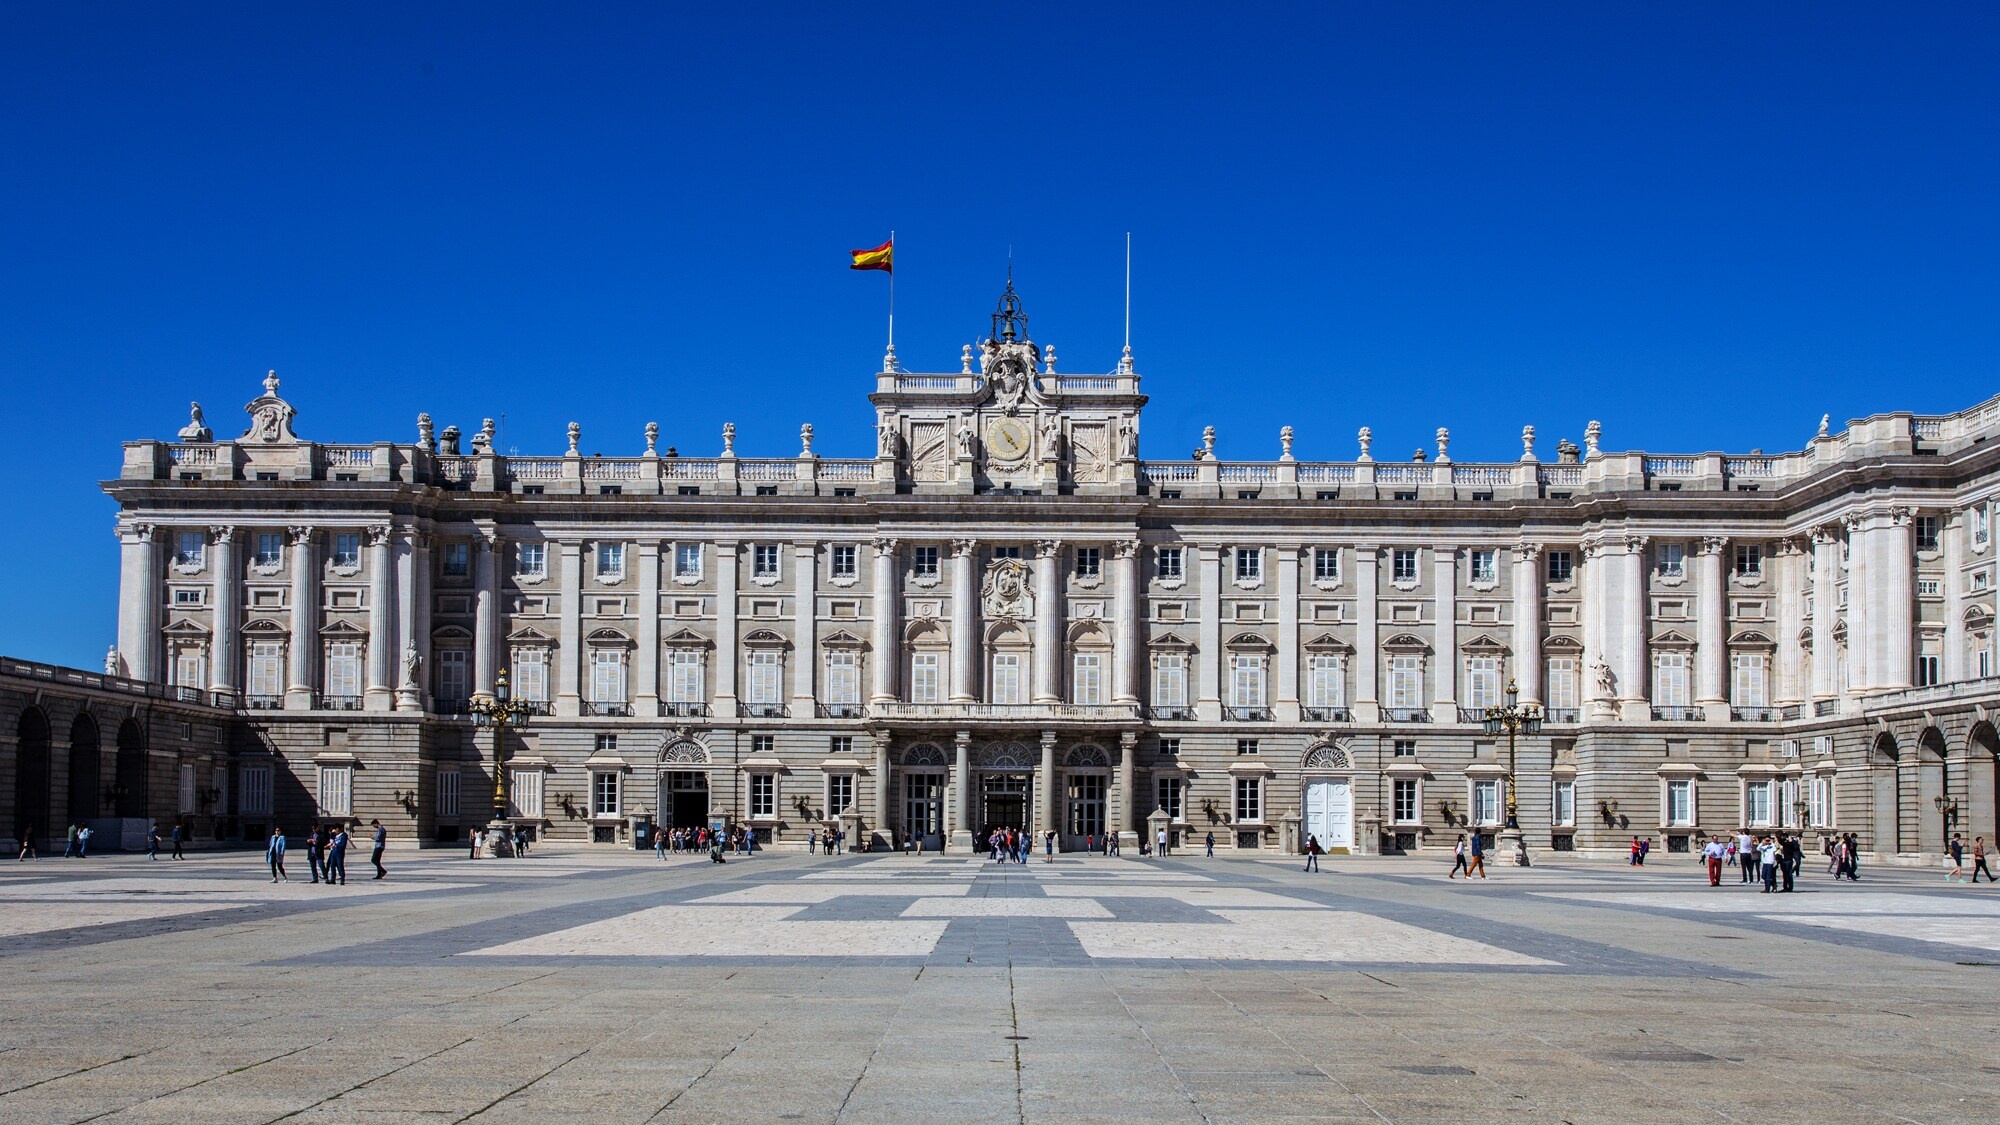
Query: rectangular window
1666,779,1693,826
239,765,273,816
1553,780,1576,827
1653,651,1691,707
911,653,942,704
1393,778,1418,823
749,774,776,819
1393,739,1416,758
1547,657,1578,712
1468,549,1497,585
516,543,547,578
746,651,781,704
753,544,780,578
1158,737,1181,757
1808,774,1833,828
597,542,625,579
1471,779,1499,825
1234,547,1262,582
1917,654,1941,687
1075,547,1101,579
325,532,357,569
436,768,461,818
1547,550,1574,583
668,650,703,703
1916,515,1940,551
1392,549,1418,583
1731,653,1769,707
255,533,284,568
674,543,702,577
1152,653,1187,709
1306,654,1345,708
1236,739,1259,756
174,531,205,567
1975,507,1991,547
1156,776,1184,821
174,648,207,690
1389,655,1423,709
512,768,544,818
248,641,284,698
1314,548,1340,582
1733,544,1763,577
1230,654,1266,708
1744,780,1773,827
911,546,939,578
830,544,857,579
990,653,1023,705
1657,543,1685,578
590,649,627,703
437,649,468,703
1234,776,1262,823
827,773,855,814
992,546,1021,560
592,772,620,817
514,648,549,703
1464,656,1501,710
317,765,351,817
325,641,362,700
825,650,860,704
1072,652,1103,705
441,542,469,577
1157,547,1184,580
830,735,854,755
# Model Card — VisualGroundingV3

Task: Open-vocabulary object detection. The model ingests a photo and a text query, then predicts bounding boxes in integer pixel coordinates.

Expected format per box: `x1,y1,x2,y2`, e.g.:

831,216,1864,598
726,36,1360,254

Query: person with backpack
1466,831,1488,879
1303,834,1323,872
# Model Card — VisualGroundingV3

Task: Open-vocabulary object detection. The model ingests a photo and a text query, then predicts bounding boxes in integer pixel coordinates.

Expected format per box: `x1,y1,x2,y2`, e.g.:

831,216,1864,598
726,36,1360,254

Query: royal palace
6,284,2000,862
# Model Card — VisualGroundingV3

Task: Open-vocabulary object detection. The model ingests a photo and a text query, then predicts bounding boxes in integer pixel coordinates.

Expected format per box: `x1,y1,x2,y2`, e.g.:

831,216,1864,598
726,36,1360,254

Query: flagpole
1124,231,1131,351
888,230,896,352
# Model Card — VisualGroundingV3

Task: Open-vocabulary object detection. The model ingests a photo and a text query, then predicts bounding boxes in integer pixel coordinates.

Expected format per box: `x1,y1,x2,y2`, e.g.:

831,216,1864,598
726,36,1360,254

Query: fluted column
1197,545,1224,720
950,539,979,702
1944,511,1967,683
556,539,583,716
1033,539,1063,703
285,526,317,708
1353,544,1379,721
1878,507,1915,690
872,732,892,849
1695,536,1727,711
208,526,240,695
952,729,972,850
411,531,432,707
1580,541,1606,707
1511,542,1543,705
636,540,662,714
1810,527,1838,699
472,532,498,700
714,541,740,710
1117,730,1137,839
870,538,899,702
1432,545,1457,718
1039,730,1058,840
1275,545,1300,721
1618,536,1649,713
1845,515,1871,692
365,524,395,710
1774,540,1804,704
793,541,818,707
1112,540,1141,704
394,530,420,710
116,523,159,681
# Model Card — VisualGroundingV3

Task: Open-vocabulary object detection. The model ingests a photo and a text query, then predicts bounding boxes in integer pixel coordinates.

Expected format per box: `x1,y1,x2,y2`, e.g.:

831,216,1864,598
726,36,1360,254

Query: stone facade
17,285,1998,858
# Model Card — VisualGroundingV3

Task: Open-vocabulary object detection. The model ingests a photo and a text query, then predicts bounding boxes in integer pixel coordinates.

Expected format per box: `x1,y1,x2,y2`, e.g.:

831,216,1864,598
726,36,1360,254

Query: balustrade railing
1140,463,1198,484
1544,708,1579,724
169,444,218,466
1644,457,1697,477
508,459,563,480
739,703,789,718
1724,458,1774,478
581,459,641,480
1651,706,1705,722
1538,465,1583,487
324,446,375,468
1218,465,1278,483
1451,467,1512,487
817,461,874,481
1296,465,1356,484
739,461,795,481
662,459,720,480
321,694,364,711
1730,706,1780,722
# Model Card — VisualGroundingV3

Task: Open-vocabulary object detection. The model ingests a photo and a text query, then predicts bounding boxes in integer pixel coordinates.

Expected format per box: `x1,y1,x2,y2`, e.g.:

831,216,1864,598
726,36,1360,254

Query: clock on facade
986,417,1031,462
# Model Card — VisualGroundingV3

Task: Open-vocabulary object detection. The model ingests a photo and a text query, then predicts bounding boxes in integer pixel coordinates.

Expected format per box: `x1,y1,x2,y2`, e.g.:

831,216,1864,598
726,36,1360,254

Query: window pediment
1147,631,1194,651
1460,632,1509,654
1652,629,1696,649
508,625,555,643
1729,630,1777,650
241,618,288,635
318,619,368,637
432,624,473,641
1303,632,1352,653
820,629,867,649
1382,632,1430,652
663,628,712,648
1225,631,1274,650
161,619,212,637
1543,634,1583,652
587,627,633,645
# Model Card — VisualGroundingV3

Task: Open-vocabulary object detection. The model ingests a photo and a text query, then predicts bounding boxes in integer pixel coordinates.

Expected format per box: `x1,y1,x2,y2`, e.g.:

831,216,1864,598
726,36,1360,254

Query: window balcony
320,694,363,711
245,694,285,711
1814,700,1837,717
739,703,789,719
817,703,865,718
1456,706,1490,724
434,698,471,716
1383,707,1431,723
870,701,1141,724
1224,706,1273,722
1148,706,1194,721
519,700,553,716
584,700,633,717
1302,706,1350,723
1651,706,1705,722
1544,708,1579,724
1730,707,1780,722
659,701,710,718
1779,704,1803,720
166,685,208,705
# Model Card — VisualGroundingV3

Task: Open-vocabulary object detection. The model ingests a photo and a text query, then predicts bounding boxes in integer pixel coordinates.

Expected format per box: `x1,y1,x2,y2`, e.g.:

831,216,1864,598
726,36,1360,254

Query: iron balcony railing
660,702,710,718
1302,706,1350,723
1384,707,1431,723
1651,706,1705,722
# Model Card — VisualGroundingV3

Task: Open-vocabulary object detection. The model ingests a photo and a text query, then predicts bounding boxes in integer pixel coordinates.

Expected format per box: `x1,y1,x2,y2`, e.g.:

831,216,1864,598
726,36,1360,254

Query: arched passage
14,708,51,848
115,719,148,818
1870,733,1901,854
1970,723,2000,850
66,712,101,825
1916,727,1948,853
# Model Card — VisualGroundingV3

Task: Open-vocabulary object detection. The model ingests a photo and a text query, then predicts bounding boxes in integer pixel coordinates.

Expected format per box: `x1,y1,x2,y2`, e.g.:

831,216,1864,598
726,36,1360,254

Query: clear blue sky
3,3,1996,669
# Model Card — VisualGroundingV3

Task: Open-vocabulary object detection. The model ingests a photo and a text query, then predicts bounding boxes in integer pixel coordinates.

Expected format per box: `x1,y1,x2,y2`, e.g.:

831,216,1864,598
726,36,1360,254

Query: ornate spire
991,272,1030,344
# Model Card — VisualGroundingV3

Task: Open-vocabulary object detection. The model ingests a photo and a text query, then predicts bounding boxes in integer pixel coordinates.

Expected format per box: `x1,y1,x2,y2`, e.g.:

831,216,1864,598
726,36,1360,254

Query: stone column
1580,541,1605,709
1276,545,1300,721
636,540,662,715
872,732,892,850
1353,545,1379,721
1618,536,1649,715
870,538,899,702
1432,545,1458,720
394,530,420,710
285,526,317,708
365,524,396,710
1944,510,1967,683
1878,507,1916,690
1197,545,1224,720
1811,526,1838,699
208,526,239,695
793,541,818,708
1117,730,1138,842
1033,539,1063,703
1775,539,1805,705
472,532,498,700
714,541,740,711
1511,542,1543,705
1695,536,1728,713
951,730,973,851
950,539,979,702
1112,540,1141,704
1039,730,1059,842
556,539,583,716
1844,516,1869,693
115,523,159,682
411,532,432,707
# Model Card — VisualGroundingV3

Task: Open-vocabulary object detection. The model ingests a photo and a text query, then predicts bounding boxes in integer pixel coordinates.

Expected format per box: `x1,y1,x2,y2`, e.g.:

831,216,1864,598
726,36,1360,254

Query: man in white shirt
1701,836,1727,886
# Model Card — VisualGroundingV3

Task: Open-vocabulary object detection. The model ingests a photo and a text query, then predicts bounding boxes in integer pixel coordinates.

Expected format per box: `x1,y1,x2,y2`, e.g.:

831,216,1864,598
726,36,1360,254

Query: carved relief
981,558,1034,619
909,421,949,482
241,371,301,443
1069,421,1110,483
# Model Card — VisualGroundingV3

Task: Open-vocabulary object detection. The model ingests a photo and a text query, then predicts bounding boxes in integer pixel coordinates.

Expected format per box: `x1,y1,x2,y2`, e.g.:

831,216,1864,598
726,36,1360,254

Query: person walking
1467,830,1488,880
1844,832,1862,881
1702,835,1726,886
1449,834,1471,879
1629,837,1642,866
16,824,37,861
305,827,324,882
326,826,349,885
1946,834,1966,883
1204,831,1215,858
1303,834,1322,873
1779,834,1798,892
170,821,186,860
1738,830,1757,884
77,823,91,859
369,819,388,880
64,823,79,858
267,827,288,882
148,822,161,861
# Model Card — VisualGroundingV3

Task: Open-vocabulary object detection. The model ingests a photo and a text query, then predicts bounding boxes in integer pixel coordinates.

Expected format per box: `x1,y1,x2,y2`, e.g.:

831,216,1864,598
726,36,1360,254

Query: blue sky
2,3,1997,668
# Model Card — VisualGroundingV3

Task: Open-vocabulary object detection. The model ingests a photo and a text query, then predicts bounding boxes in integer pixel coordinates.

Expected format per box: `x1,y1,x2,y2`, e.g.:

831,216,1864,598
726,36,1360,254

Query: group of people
1943,834,1996,883
1699,832,1804,891
1446,832,1488,879
647,824,753,862
804,827,846,855
16,820,197,861
467,825,533,858
981,827,1043,862
265,820,388,884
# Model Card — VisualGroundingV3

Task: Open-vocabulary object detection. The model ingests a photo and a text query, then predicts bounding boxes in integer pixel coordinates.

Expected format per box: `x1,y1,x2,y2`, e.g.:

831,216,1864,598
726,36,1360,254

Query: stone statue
1520,425,1537,462
104,645,122,677
1435,427,1451,463
440,426,462,455
178,403,213,443
402,642,422,688
1041,414,1063,458
1557,438,1580,464
479,417,496,449
960,344,974,375
645,422,659,455
1202,426,1217,459
1357,426,1374,462
416,413,434,452
1119,417,1138,459
800,423,815,455
241,370,300,443
1593,660,1617,697
1817,413,1831,439
955,423,973,457
721,422,736,456
566,422,581,455
1280,425,1295,460
877,419,901,458
1584,420,1602,459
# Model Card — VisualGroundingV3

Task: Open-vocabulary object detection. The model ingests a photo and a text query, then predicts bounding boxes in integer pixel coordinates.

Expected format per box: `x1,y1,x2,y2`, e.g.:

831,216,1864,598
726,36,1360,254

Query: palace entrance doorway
979,773,1033,849
659,771,709,829
1303,778,1354,853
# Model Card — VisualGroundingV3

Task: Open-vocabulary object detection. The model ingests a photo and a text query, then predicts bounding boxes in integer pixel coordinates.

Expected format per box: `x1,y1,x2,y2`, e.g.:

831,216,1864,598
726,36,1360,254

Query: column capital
1810,524,1839,546
208,524,238,544
366,523,393,547
1039,730,1059,750
1035,538,1064,559
950,538,979,558
872,537,899,556
287,525,314,546
1698,536,1729,556
121,522,156,544
1622,534,1649,553
953,729,972,748
1111,539,1140,561
475,530,499,552
1511,540,1542,563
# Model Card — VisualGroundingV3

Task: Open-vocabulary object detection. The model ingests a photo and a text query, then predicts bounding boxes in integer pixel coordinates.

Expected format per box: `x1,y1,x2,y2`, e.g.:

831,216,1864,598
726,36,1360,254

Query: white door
1304,779,1353,851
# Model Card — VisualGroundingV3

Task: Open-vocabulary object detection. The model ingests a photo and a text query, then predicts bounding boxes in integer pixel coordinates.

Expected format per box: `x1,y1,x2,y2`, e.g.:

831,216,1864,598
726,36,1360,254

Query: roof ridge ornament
241,370,300,444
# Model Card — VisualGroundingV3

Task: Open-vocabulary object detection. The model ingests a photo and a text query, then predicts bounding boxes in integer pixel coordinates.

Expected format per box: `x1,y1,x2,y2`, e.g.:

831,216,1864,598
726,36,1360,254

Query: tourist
1044,829,1056,862
709,833,726,864
1303,833,1322,873
1946,834,1965,883
1973,837,1995,884
1466,830,1487,880
1702,835,1726,886
170,821,186,860
469,828,483,859
1825,834,1841,875
515,826,530,857
306,826,324,882
1844,832,1862,881
1204,831,1215,858
808,829,819,856
1638,836,1649,865
148,822,161,860
657,826,669,860
16,823,37,860
267,827,288,882
326,825,349,885
1758,835,1779,893
369,819,388,880
1156,827,1168,857
1629,836,1642,866
64,823,79,858
1738,830,1757,884
1780,834,1798,892
77,823,92,858
1449,834,1470,879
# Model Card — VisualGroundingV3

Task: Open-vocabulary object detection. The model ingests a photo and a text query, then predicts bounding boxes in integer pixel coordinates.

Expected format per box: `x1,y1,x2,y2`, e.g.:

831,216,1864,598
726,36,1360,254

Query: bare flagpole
1124,231,1132,352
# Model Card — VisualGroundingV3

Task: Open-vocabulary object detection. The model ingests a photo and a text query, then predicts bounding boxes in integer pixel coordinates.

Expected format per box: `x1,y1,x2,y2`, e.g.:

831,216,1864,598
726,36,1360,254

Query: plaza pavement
1,845,1998,1123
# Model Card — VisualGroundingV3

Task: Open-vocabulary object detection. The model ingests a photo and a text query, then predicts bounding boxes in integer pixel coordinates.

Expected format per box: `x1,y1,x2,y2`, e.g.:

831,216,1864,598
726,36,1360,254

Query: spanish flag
849,237,894,274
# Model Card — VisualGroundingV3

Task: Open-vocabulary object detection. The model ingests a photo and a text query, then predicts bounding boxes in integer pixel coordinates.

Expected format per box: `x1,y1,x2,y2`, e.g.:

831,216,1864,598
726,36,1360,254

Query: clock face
986,417,1031,460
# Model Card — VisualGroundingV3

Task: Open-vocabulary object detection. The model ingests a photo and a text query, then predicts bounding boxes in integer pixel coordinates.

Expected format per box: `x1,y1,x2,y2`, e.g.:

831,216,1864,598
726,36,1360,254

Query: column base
395,687,422,711
950,830,974,853
364,688,396,713
283,688,315,711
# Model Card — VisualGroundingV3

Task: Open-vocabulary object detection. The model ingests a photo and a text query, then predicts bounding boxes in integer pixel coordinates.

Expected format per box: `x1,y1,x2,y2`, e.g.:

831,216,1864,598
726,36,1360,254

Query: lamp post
1482,677,1543,866
469,668,533,856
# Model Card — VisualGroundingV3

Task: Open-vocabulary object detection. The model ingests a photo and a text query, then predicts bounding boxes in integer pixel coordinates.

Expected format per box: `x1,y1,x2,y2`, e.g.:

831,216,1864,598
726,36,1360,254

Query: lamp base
1498,828,1530,867
483,821,515,858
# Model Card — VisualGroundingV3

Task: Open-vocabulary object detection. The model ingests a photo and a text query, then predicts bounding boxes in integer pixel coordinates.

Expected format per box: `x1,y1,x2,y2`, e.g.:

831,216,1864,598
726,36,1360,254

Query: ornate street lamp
1482,678,1543,865
469,669,533,855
